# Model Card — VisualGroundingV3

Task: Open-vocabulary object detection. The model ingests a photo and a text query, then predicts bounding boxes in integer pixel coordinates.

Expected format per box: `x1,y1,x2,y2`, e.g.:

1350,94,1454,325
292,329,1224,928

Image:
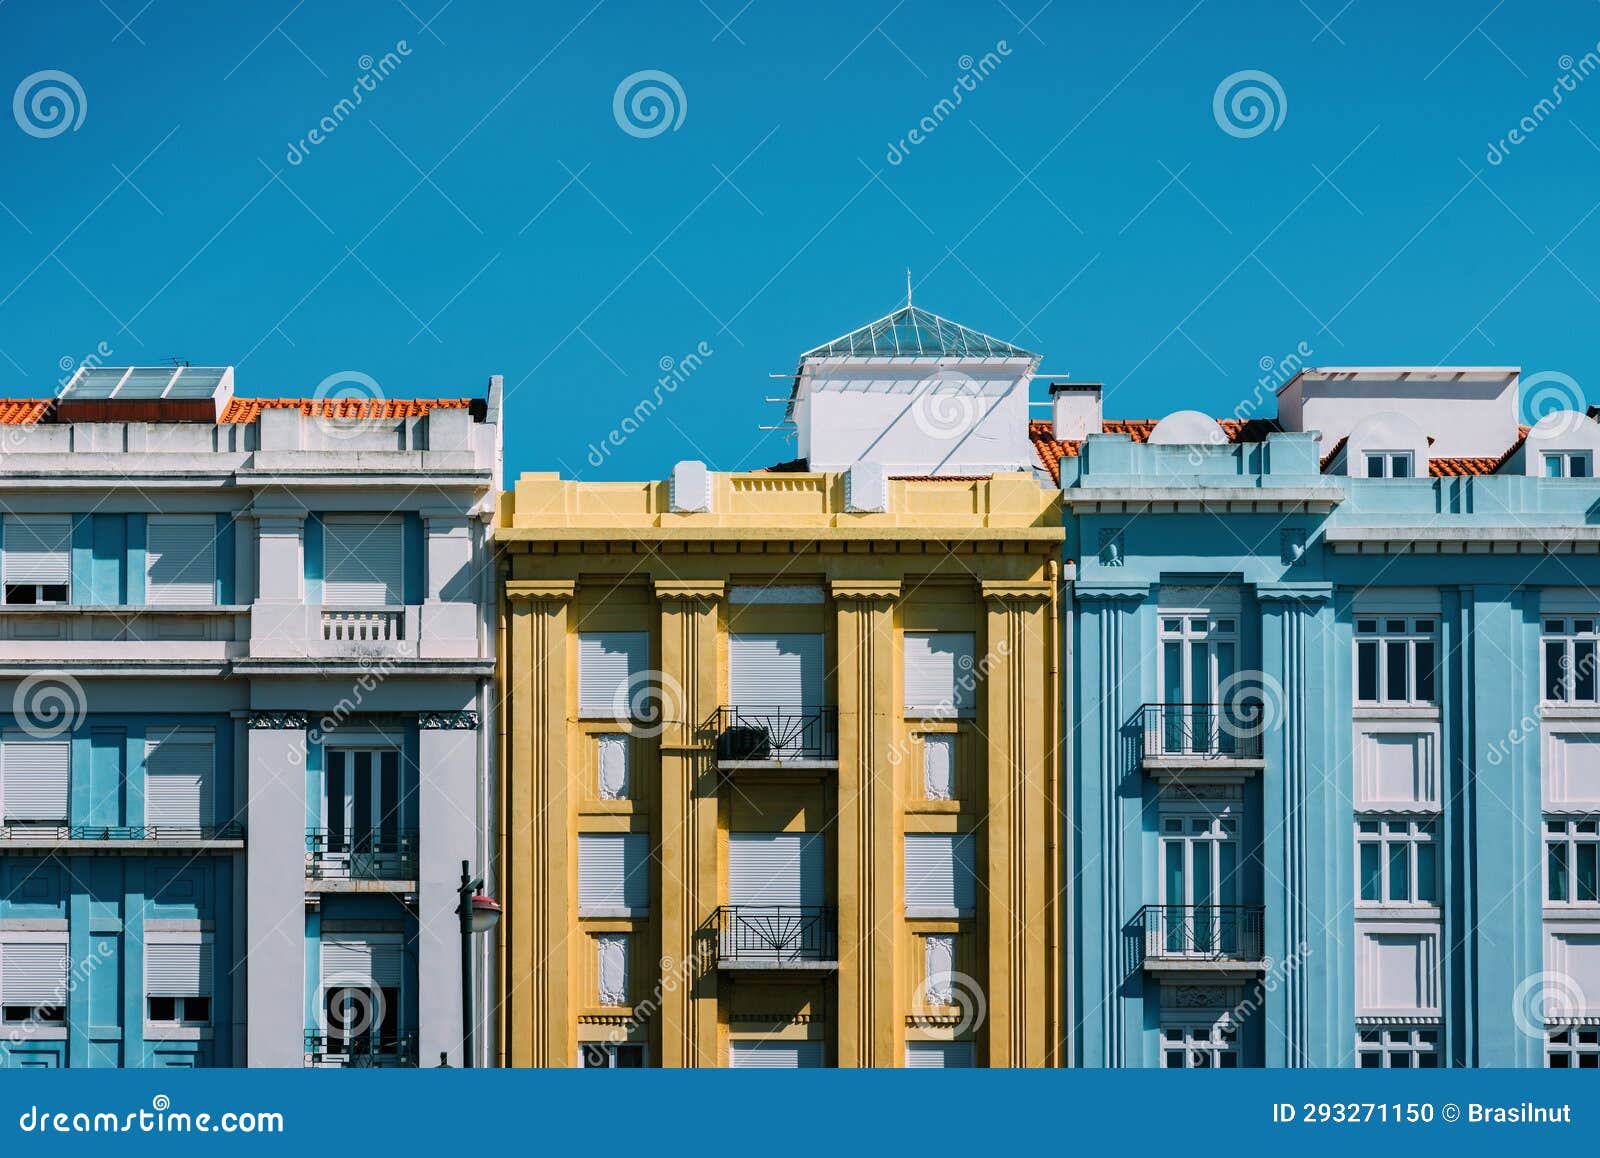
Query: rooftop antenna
905,268,913,308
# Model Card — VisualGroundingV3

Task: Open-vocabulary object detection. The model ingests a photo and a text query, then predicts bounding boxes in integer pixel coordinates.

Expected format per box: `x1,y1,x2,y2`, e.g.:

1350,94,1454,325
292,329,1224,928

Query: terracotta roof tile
218,397,475,423
1027,417,1281,483
0,399,51,424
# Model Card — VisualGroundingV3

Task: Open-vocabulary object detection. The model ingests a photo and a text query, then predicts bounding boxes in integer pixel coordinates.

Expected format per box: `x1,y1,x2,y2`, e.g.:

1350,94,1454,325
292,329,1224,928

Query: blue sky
3,0,1600,480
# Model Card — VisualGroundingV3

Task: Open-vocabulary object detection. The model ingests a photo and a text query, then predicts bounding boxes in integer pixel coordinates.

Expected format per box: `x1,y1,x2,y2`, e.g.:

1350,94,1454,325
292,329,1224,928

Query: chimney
1051,381,1102,441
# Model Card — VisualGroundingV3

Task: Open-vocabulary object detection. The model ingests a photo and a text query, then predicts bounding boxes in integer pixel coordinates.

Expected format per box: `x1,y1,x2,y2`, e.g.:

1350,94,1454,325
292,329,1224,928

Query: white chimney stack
1051,382,1103,441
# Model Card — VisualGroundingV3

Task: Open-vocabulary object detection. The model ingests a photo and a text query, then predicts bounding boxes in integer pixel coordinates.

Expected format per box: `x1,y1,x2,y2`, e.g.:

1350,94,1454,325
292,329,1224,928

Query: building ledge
305,878,417,894
0,838,244,854
718,758,840,774
1327,525,1600,553
716,958,840,973
1066,486,1341,514
1142,958,1268,976
1142,756,1265,778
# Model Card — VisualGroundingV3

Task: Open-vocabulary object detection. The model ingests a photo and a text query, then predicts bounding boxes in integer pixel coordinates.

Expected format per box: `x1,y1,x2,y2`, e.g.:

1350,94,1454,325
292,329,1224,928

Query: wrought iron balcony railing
1140,702,1265,761
1138,904,1265,964
715,905,839,966
0,823,243,841
303,1030,416,1068
305,829,418,881
714,706,838,763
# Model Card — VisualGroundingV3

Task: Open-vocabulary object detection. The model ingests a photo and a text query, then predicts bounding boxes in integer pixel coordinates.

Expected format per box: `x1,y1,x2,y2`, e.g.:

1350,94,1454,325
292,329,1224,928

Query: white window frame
0,931,69,1027
1545,815,1600,906
1356,817,1439,907
1159,1017,1238,1068
1365,451,1415,479
1354,616,1437,705
1544,450,1593,479
1543,616,1600,704
579,1041,647,1068
143,932,214,1028
2,515,71,606
1158,802,1240,910
1355,1025,1439,1068
1547,1026,1600,1067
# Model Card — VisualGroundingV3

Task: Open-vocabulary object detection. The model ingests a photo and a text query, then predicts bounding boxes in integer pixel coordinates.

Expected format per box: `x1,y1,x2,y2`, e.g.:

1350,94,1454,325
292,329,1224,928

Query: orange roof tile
219,398,475,423
1027,417,1281,483
0,400,51,424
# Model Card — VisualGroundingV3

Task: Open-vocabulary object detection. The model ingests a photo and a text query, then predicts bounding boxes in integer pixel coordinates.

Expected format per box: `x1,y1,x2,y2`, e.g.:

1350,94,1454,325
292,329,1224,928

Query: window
595,933,630,1007
596,734,629,800
728,633,824,712
577,833,650,916
580,1042,646,1068
904,1041,974,1067
1356,1026,1439,1067
904,833,976,917
577,632,648,718
145,515,217,605
1365,452,1414,479
0,936,68,1026
321,515,403,606
1,733,70,825
321,747,403,875
1159,806,1242,954
903,633,977,717
144,729,214,831
144,937,213,1027
320,936,401,1051
1156,612,1240,755
1543,617,1599,703
922,934,956,1004
1545,451,1593,479
921,734,955,800
726,833,824,907
1355,617,1437,704
1548,1027,1600,1067
3,515,70,605
726,1040,824,1068
1161,1022,1238,1068
1546,817,1600,904
1357,818,1439,905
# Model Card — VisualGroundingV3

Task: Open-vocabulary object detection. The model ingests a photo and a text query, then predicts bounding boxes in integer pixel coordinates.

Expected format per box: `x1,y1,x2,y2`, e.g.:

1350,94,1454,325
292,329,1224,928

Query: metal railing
714,706,838,763
1140,703,1265,760
715,905,838,965
303,1030,416,1068
1137,904,1265,963
305,829,418,881
0,823,243,841
320,607,405,642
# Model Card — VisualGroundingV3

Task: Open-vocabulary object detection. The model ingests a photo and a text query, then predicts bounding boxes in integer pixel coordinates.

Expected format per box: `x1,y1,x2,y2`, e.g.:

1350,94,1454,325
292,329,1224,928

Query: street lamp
456,860,501,1068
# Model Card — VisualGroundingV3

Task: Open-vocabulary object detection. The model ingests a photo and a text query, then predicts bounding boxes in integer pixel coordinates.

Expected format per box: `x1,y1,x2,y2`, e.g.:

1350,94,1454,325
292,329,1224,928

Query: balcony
305,829,418,888
303,1030,416,1068
714,707,838,771
0,822,244,852
714,905,839,971
1139,703,1265,775
1136,904,1266,974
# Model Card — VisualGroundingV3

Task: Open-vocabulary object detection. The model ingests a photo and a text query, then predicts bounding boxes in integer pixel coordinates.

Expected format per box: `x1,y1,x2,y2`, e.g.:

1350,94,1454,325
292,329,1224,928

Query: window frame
1365,451,1415,479
143,932,214,1030
1,514,71,607
1542,617,1600,704
1355,1025,1440,1068
1547,1027,1600,1068
579,1041,647,1068
0,931,70,1029
1544,450,1593,479
1544,815,1600,905
1355,817,1439,906
1159,1019,1239,1068
1354,615,1438,705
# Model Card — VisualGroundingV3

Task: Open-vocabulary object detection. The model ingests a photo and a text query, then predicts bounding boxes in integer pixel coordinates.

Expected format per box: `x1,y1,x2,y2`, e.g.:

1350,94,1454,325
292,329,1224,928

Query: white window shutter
727,833,824,906
905,834,976,915
596,734,629,800
2,940,69,1006
904,632,977,716
924,934,956,1003
322,516,403,605
4,516,70,585
728,634,824,710
578,833,649,914
904,1041,974,1068
144,730,213,828
577,633,648,717
2,734,69,823
145,940,211,998
922,734,955,800
145,515,217,605
322,936,402,988
596,933,629,1006
728,1040,824,1068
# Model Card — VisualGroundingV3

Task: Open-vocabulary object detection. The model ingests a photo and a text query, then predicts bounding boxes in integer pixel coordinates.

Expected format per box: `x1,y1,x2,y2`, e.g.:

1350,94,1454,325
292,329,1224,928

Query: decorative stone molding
506,580,576,603
1255,581,1333,604
1165,985,1236,1010
980,579,1053,604
728,1012,820,1025
652,579,724,602
418,710,480,730
1098,527,1125,566
828,579,901,602
247,711,308,730
1073,581,1149,602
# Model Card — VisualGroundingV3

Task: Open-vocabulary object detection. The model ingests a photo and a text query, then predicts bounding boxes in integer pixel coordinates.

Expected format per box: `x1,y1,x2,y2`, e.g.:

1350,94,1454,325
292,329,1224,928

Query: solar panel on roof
68,367,127,398
165,367,227,398
116,368,178,398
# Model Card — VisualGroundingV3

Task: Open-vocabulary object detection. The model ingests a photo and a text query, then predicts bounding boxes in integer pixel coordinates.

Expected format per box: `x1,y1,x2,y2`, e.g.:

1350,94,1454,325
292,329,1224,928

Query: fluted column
832,579,901,1068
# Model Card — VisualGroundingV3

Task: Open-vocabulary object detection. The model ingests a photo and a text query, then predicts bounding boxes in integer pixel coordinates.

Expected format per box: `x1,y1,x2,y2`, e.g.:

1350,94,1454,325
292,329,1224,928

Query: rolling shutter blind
904,1041,974,1068
2,941,68,1005
922,734,955,800
727,833,824,906
145,516,217,605
145,940,212,998
2,734,69,822
905,834,976,914
596,734,629,800
578,833,649,912
924,934,956,1003
728,1040,824,1068
322,517,403,605
596,933,629,1006
728,633,824,709
4,516,70,585
145,730,213,827
904,632,976,715
321,937,402,988
578,632,648,716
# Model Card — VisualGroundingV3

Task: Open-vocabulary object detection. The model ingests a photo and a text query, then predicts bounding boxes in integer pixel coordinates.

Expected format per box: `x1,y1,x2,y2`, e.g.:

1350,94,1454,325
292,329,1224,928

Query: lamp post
456,860,501,1068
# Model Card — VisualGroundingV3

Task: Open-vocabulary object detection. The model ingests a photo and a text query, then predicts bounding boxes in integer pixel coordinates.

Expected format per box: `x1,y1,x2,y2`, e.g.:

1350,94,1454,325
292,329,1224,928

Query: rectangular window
1546,817,1600,904
727,633,824,711
0,936,69,1025
580,1042,646,1068
904,833,976,917
1543,618,1600,704
3,515,70,605
1160,1021,1239,1068
1545,451,1593,479
577,832,650,916
321,515,403,606
144,937,213,1025
595,933,630,1008
320,936,401,1050
1548,1027,1600,1067
1366,452,1414,479
1355,1026,1439,1068
904,1041,974,1067
726,832,824,907
903,632,977,717
1355,818,1438,905
145,515,217,605
596,734,629,800
726,1040,824,1068
144,728,214,830
1354,617,1437,704
1,733,70,825
576,632,648,718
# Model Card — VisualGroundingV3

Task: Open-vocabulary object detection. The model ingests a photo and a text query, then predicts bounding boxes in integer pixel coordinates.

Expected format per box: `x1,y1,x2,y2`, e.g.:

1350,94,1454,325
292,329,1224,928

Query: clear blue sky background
2,0,1599,480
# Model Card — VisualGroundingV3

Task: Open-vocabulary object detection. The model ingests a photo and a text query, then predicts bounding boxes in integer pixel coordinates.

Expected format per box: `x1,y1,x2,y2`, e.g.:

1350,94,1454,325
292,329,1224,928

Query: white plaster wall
1282,374,1518,458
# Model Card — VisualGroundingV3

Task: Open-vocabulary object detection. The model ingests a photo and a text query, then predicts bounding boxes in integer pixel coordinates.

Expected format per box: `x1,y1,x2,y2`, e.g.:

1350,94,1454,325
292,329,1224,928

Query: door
324,748,402,878
1159,808,1240,955
1158,612,1238,755
320,937,403,1062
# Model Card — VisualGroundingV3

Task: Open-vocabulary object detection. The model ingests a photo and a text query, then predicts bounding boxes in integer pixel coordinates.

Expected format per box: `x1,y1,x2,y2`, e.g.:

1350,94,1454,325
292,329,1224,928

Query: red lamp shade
469,893,501,934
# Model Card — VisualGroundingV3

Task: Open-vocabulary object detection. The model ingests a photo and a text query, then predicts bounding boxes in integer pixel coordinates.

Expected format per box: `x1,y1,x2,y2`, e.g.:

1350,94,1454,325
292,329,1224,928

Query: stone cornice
506,580,577,603
1072,580,1149,603
652,579,725,602
1255,582,1334,604
829,579,903,602
981,580,1053,604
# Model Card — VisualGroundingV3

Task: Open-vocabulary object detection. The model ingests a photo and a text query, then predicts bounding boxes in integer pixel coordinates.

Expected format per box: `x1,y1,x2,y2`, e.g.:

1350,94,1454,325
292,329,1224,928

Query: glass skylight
801,306,1035,360
60,366,231,401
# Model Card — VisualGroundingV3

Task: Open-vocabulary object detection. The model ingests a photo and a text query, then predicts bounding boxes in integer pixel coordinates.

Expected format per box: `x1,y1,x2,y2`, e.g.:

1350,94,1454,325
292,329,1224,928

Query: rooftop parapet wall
1062,431,1334,487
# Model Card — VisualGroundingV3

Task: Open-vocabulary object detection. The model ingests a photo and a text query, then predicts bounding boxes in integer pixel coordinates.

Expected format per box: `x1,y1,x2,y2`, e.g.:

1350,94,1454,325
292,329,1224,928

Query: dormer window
1544,451,1592,479
1365,452,1413,479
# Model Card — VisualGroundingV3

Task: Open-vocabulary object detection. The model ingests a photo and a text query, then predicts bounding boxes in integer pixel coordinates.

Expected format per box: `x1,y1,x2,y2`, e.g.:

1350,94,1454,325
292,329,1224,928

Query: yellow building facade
495,466,1064,1067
